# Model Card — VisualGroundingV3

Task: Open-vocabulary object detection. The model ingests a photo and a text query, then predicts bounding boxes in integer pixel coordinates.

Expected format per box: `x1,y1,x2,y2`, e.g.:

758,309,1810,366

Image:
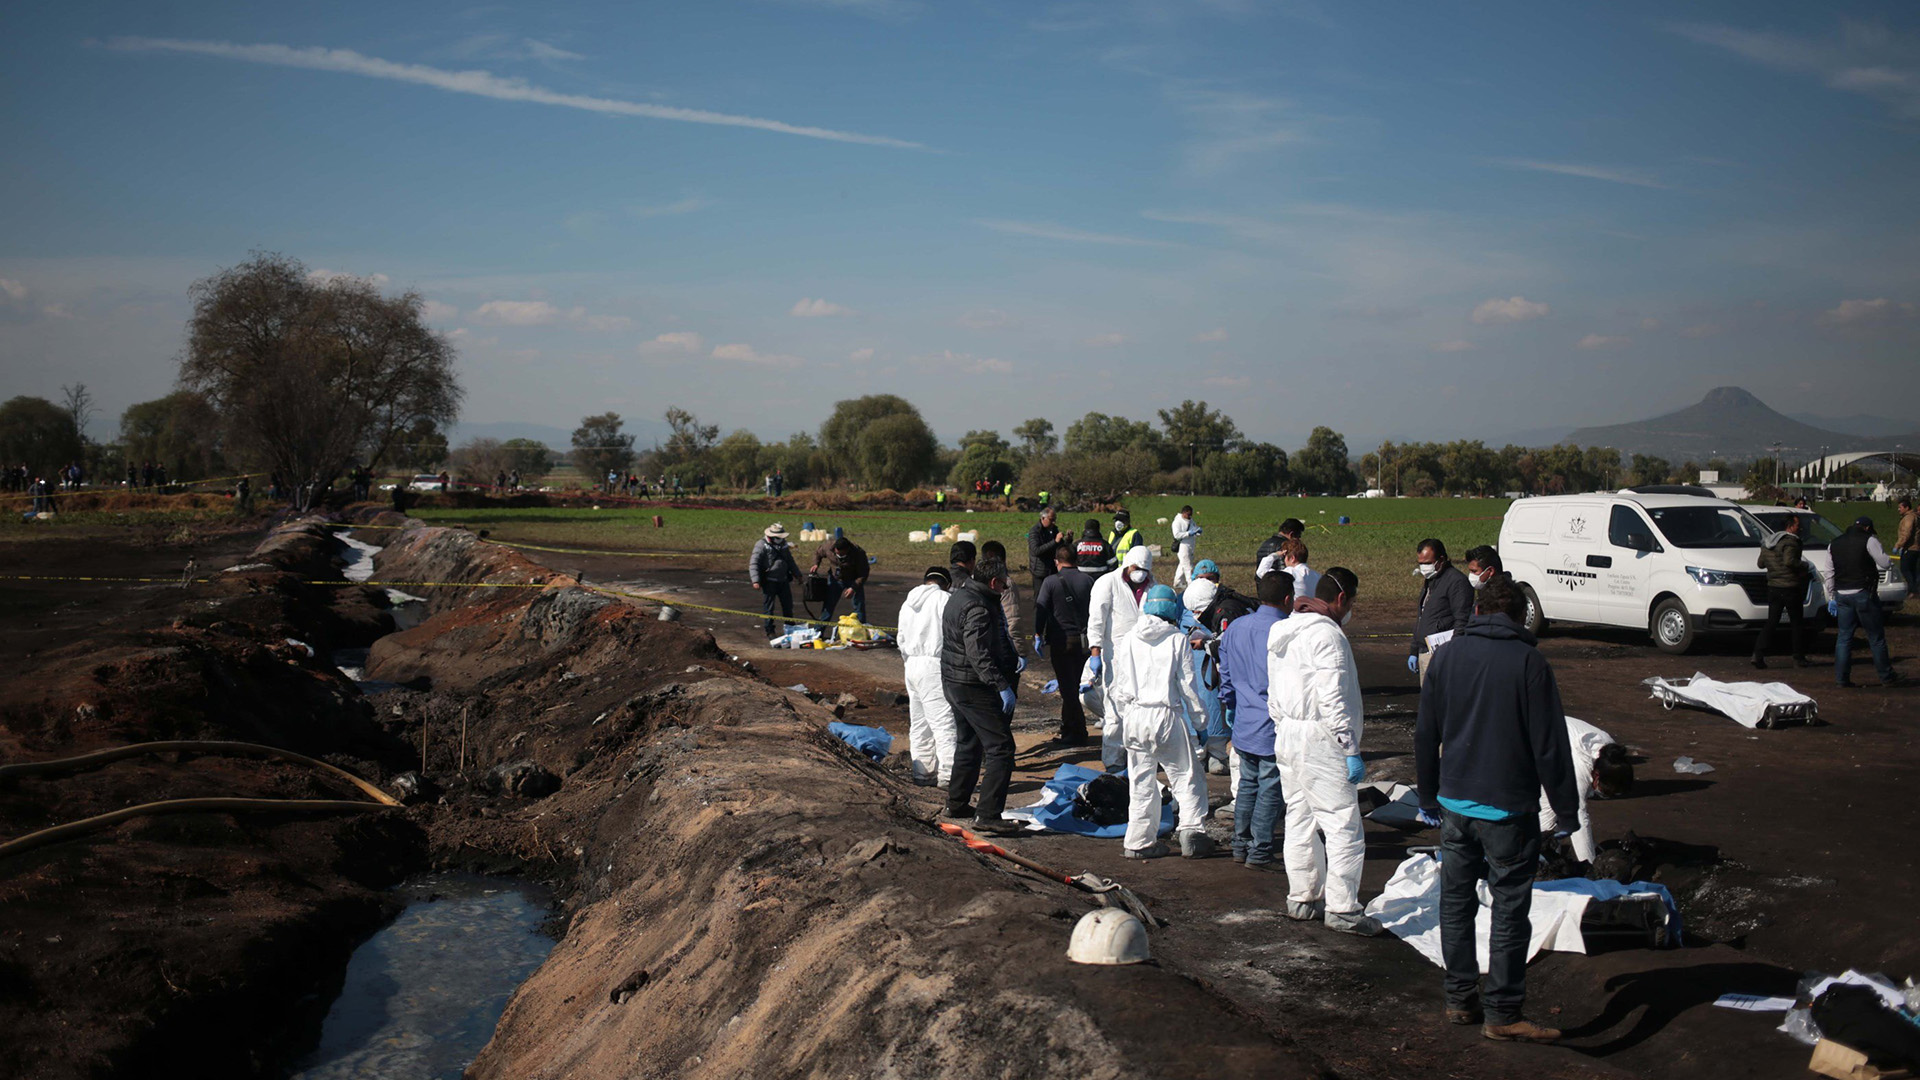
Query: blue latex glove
1551,828,1573,840
1827,599,1839,617
1042,679,1059,695
1345,755,1365,784
1406,655,1419,673
1034,635,1046,657
1192,526,1203,535
999,688,1017,714
1015,655,1027,673
1089,654,1102,676
1416,807,1442,828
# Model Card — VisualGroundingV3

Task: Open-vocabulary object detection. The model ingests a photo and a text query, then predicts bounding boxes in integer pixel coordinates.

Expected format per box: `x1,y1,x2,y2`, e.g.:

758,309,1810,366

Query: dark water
286,875,556,1080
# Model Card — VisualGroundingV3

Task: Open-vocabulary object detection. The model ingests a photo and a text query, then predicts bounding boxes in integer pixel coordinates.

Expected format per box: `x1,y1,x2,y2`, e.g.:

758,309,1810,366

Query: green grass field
412,493,1911,604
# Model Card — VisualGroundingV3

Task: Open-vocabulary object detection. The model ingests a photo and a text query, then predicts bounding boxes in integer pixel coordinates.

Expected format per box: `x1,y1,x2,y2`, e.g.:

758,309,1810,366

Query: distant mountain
1787,411,1920,439
1563,387,1875,463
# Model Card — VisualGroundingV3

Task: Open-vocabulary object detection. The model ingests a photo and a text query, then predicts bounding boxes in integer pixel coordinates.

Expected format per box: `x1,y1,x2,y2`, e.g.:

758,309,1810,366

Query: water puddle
338,534,381,583
287,874,557,1080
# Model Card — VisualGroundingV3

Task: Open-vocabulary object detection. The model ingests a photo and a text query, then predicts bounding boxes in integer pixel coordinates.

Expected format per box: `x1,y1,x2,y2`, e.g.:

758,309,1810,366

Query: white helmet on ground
1067,908,1150,965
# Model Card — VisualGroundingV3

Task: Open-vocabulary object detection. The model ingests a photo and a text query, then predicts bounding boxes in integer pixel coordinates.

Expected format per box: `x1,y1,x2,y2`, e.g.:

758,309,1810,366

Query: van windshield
1646,505,1768,549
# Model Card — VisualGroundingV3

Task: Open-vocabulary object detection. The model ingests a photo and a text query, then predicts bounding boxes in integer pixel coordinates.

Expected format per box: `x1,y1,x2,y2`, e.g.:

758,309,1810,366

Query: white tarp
1363,853,1591,972
1644,672,1816,729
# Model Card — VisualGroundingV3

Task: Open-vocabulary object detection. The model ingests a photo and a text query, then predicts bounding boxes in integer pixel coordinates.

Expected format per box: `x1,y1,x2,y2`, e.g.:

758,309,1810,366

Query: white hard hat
1067,908,1150,966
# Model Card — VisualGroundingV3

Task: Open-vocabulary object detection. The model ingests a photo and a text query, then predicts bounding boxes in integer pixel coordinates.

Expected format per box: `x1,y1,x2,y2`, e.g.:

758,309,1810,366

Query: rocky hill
1563,386,1902,462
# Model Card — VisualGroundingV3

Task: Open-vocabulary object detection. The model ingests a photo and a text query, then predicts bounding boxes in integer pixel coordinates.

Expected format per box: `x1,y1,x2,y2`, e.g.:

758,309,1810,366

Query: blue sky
3,0,1917,452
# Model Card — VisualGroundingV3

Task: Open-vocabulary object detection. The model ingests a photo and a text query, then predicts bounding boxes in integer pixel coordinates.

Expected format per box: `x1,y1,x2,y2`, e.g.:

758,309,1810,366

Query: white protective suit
1267,610,1368,917
1108,612,1210,852
1539,715,1614,863
1088,546,1155,770
1171,513,1197,589
896,581,956,785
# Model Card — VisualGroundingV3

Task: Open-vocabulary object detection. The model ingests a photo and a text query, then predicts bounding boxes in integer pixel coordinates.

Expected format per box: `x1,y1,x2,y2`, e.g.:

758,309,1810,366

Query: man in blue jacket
1217,569,1293,869
1415,575,1578,1045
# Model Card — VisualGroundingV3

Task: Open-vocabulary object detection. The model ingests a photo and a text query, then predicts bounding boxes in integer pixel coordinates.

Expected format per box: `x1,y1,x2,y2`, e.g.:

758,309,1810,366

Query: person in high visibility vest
1038,490,1050,508
1109,510,1142,557
1002,481,1013,505
936,489,947,508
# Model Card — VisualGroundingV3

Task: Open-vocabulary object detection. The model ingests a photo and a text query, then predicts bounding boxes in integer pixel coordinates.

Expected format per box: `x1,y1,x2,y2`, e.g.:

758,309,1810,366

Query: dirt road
544,542,1919,1079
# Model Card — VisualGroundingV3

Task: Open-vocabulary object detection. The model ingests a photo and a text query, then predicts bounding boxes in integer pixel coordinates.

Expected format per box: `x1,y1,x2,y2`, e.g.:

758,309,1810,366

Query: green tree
1012,417,1057,460
819,395,935,487
948,440,1020,488
711,429,765,489
1292,426,1356,493
1064,412,1165,461
660,406,720,467
0,396,83,474
119,391,227,481
1158,400,1242,472
395,419,448,472
500,438,553,481
1628,453,1671,487
179,253,462,484
1196,442,1287,496
572,412,635,479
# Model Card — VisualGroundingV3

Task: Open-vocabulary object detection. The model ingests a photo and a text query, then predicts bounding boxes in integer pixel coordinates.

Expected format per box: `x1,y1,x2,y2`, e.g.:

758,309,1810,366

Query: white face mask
1340,607,1354,627
1468,569,1487,590
1126,568,1148,584
1416,562,1439,579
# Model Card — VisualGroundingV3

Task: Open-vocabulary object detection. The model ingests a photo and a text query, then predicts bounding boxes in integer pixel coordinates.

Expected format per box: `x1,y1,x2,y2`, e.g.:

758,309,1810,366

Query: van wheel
1650,597,1695,653
1520,584,1548,636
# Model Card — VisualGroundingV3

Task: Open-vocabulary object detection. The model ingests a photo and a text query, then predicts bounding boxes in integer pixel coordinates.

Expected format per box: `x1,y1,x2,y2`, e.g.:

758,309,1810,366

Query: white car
1745,507,1909,611
1501,490,1779,653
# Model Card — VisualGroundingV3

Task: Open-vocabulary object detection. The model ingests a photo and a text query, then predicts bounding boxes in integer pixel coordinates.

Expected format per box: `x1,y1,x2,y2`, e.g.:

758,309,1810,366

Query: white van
1500,491,1777,653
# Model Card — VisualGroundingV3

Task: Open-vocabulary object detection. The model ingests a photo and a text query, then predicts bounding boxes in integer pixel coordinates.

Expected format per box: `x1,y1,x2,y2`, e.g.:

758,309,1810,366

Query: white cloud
523,39,584,62
1432,340,1476,353
712,342,802,366
1084,331,1126,347
849,347,875,362
1472,296,1551,324
790,297,854,318
1493,159,1669,189
1577,333,1632,350
576,312,633,332
1170,88,1303,175
307,268,391,287
957,308,1013,330
639,331,705,355
421,299,459,322
0,278,27,301
976,219,1175,247
41,303,74,319
1671,22,1920,119
1679,322,1725,338
1638,316,1663,331
104,37,926,149
1819,297,1917,325
632,196,710,218
911,349,1010,375
474,299,562,326
1192,328,1229,343
972,356,1014,374
447,327,498,346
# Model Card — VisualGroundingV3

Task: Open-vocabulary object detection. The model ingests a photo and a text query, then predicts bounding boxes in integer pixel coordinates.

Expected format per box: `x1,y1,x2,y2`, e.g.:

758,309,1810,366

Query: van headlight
1686,566,1730,587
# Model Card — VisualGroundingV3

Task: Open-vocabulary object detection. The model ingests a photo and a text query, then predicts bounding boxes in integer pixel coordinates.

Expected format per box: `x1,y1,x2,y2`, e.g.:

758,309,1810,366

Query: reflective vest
1110,527,1141,555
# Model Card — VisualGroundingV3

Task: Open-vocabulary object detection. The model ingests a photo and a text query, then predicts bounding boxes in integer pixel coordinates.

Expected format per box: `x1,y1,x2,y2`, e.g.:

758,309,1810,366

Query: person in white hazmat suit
896,566,957,786
1538,716,1634,863
1087,545,1156,771
1108,584,1217,859
1267,566,1385,936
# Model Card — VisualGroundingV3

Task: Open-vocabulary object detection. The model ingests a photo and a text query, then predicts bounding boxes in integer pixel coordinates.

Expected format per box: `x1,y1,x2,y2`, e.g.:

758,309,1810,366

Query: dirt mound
370,524,573,614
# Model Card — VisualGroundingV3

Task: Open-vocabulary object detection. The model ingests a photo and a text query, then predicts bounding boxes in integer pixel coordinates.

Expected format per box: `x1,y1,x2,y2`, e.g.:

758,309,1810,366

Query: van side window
1609,505,1653,550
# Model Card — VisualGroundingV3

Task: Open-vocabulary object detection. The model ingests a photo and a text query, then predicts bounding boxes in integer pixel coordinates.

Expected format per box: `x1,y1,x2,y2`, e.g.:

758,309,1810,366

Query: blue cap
1142,584,1182,623
1193,559,1220,578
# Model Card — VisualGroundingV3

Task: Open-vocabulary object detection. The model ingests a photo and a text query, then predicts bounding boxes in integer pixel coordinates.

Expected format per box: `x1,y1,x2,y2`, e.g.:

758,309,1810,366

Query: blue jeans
1232,751,1284,865
819,579,867,624
1441,810,1541,1025
1834,590,1893,684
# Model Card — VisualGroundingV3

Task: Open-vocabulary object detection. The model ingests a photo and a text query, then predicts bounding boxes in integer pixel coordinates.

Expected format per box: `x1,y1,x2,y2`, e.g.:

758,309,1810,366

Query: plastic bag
836,613,872,642
1079,656,1104,720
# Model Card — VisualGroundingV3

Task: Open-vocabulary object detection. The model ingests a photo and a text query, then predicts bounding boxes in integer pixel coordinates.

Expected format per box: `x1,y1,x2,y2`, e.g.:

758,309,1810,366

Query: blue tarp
1535,876,1685,945
828,722,893,762
1029,763,1175,838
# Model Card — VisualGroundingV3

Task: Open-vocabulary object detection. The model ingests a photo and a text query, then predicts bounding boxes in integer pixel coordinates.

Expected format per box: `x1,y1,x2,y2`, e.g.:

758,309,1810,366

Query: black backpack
1200,586,1257,635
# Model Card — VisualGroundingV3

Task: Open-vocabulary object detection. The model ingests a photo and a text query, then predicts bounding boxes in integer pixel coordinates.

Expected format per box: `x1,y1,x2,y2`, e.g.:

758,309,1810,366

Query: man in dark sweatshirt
1033,545,1096,746
1409,538,1474,684
941,554,1023,836
1414,575,1578,1045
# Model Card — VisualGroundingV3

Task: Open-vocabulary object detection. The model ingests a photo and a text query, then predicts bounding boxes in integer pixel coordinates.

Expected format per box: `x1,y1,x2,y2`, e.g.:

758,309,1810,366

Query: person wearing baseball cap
749,523,803,641
1825,515,1905,687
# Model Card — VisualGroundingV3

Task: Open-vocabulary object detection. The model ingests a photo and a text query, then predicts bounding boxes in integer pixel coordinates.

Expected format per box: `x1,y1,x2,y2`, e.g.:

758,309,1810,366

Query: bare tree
60,383,96,441
179,253,462,486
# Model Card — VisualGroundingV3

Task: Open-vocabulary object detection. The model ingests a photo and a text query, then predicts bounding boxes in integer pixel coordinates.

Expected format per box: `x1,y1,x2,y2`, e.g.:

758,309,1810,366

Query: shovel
938,822,1159,927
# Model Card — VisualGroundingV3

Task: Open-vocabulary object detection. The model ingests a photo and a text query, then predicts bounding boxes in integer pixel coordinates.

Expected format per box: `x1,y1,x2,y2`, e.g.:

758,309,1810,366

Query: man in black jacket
1414,576,1578,1044
1027,506,1062,592
1034,545,1096,746
1752,513,1812,669
1410,538,1474,684
1255,518,1305,567
1826,516,1903,688
942,554,1023,836
811,530,871,624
